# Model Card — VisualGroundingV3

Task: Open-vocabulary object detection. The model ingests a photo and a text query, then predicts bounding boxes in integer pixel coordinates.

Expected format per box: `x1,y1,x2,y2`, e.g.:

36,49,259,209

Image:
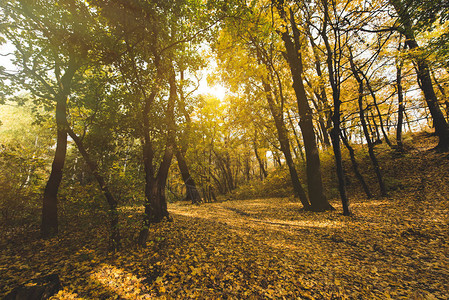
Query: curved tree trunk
41,61,78,238
175,148,202,204
41,102,67,238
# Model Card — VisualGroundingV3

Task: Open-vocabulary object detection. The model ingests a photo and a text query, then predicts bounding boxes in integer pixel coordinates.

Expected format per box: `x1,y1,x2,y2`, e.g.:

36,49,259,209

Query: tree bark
262,79,310,209
396,53,405,151
280,8,332,211
253,133,268,180
41,99,67,238
41,61,78,238
431,70,449,121
175,148,202,204
319,1,349,214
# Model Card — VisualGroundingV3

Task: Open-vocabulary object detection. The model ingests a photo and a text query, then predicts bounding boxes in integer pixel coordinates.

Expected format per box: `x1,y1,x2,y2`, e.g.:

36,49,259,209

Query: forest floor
1,132,449,299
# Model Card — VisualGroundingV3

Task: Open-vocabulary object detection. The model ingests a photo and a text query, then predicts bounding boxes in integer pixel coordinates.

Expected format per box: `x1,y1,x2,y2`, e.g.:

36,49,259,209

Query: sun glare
196,79,227,100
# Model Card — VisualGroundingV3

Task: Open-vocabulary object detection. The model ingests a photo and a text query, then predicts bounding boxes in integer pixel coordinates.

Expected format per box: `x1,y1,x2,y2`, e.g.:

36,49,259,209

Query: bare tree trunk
175,148,202,204
253,134,268,180
286,109,305,161
318,0,350,215
41,100,66,238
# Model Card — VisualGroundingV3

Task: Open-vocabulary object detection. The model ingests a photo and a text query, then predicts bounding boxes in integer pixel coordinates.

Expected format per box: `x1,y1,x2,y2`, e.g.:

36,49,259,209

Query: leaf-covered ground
1,133,449,299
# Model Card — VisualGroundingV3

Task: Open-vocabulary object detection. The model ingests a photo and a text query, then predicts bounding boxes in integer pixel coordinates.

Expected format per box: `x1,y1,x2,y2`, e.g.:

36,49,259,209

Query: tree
349,48,387,197
304,0,351,214
174,71,203,204
1,0,122,248
1,0,88,237
389,0,449,150
214,8,311,208
92,0,216,245
274,2,333,211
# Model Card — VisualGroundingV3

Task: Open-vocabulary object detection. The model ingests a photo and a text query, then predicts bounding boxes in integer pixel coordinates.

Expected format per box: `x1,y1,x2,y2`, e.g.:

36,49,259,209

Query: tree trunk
286,109,305,161
360,71,392,146
349,51,387,197
138,156,172,246
253,135,268,180
308,88,331,148
139,66,177,246
319,1,349,214
262,79,310,209
152,150,172,223
41,103,66,238
396,54,405,151
244,154,251,182
340,132,373,198
41,61,78,238
330,122,350,215
139,89,157,246
175,71,202,204
175,148,202,204
369,110,382,144
306,15,333,149
431,70,449,121
280,9,332,211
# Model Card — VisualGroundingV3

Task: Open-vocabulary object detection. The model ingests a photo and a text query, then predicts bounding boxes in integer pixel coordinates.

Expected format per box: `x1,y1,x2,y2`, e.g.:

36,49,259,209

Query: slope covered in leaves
1,132,448,299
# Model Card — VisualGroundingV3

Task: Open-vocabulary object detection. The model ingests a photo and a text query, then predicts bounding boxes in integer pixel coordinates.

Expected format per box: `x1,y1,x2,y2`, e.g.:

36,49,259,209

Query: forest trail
166,191,449,299
1,133,449,299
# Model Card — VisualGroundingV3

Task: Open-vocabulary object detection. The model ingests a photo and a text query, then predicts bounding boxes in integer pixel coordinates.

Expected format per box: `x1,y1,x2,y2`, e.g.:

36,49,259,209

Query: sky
195,73,227,101
0,42,15,73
